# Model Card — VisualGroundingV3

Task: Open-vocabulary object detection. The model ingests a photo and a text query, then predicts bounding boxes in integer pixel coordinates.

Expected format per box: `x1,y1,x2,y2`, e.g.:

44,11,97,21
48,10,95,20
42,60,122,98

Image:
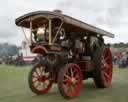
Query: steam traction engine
15,10,114,99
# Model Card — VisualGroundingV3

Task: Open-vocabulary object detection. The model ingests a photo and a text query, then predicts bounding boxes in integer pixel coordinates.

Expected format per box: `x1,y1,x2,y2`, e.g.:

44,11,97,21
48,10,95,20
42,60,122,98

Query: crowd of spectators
113,51,128,68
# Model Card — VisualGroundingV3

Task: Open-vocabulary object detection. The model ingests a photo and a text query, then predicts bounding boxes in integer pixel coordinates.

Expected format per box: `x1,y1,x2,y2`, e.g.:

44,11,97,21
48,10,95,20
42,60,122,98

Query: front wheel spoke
101,62,110,70
64,74,70,79
35,69,40,76
104,56,110,62
70,85,75,93
42,69,46,76
39,67,44,75
67,86,70,93
33,79,38,83
32,74,38,78
70,68,74,77
105,63,110,69
104,72,110,79
102,74,106,82
64,84,70,92
42,81,46,88
67,86,72,93
35,82,41,88
72,82,77,88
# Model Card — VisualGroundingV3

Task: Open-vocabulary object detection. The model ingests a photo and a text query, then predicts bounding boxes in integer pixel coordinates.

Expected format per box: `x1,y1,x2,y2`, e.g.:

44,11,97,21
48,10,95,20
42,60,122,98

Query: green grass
0,65,128,102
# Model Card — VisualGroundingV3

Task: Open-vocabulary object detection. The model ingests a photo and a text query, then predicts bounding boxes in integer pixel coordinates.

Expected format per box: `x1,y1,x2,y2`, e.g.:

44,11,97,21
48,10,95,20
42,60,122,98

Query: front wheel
28,63,52,95
58,63,83,99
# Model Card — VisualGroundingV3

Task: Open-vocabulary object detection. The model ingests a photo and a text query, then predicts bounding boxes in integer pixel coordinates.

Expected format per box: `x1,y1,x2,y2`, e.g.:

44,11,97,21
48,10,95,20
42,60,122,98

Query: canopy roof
15,11,114,38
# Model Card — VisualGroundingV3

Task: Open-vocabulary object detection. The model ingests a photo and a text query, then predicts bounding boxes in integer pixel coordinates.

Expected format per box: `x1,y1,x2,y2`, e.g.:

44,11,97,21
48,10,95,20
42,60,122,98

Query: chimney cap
53,9,62,14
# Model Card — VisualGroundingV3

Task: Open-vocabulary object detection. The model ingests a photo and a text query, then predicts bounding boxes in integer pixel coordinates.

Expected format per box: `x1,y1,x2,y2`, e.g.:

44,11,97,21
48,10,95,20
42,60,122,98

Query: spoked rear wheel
58,63,83,99
93,47,113,88
28,63,52,95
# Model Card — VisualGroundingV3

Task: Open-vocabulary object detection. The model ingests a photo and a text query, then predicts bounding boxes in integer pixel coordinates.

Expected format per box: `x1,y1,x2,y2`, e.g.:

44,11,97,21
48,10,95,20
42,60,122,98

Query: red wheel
58,63,83,99
101,48,112,87
93,47,113,88
28,63,52,94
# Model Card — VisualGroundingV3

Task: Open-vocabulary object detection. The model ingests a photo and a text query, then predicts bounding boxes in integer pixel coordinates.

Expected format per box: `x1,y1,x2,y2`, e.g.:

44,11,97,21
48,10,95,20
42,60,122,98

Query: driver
36,24,46,41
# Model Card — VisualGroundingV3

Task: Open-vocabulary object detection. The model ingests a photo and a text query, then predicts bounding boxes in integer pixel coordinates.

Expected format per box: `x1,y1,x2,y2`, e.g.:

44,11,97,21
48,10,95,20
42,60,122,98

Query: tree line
111,42,128,48
0,43,21,57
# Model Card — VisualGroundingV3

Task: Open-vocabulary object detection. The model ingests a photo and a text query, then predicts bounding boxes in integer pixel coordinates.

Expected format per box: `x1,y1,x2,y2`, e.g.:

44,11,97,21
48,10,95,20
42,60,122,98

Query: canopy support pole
30,19,32,45
49,19,52,45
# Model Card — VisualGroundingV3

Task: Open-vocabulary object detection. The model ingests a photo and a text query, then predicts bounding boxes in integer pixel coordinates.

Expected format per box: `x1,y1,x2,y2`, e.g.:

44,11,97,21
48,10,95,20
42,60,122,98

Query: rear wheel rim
101,48,112,87
61,64,82,98
31,64,52,94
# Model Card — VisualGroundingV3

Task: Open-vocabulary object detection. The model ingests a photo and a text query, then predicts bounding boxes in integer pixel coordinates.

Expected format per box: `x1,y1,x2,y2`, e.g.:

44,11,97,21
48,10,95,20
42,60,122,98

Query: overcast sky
0,0,128,46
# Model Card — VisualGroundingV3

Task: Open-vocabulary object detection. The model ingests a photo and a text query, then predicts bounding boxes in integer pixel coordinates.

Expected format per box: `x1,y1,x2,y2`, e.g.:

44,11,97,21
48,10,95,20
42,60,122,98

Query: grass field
0,65,128,102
